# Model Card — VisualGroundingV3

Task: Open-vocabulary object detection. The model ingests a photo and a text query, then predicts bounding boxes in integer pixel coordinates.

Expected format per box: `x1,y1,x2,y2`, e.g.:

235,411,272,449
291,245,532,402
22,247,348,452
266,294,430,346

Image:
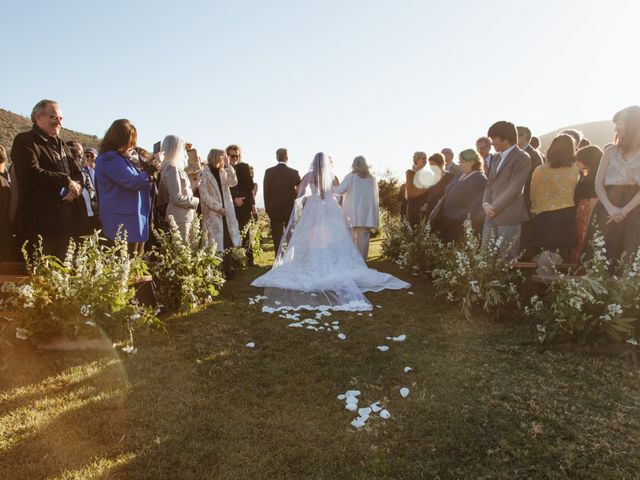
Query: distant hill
539,120,615,152
0,108,100,156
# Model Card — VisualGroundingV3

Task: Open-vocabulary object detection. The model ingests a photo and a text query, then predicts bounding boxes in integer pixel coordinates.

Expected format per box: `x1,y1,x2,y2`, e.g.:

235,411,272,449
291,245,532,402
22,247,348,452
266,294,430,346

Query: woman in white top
333,156,379,260
158,135,199,241
592,105,640,264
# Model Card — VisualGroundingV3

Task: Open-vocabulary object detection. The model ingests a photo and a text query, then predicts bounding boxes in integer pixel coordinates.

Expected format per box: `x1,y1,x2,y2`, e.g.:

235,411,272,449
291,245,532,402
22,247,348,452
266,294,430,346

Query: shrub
1,232,161,346
432,221,524,320
148,216,225,313
527,230,640,350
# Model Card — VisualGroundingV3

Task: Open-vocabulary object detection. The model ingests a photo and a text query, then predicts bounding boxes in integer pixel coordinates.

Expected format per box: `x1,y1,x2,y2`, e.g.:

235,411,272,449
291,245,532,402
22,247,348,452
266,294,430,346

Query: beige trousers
352,227,371,261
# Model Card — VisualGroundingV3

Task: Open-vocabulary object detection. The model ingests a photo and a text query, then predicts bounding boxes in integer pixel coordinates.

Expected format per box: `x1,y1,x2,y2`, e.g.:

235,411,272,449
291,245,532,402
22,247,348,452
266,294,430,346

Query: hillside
0,108,100,155
539,120,615,151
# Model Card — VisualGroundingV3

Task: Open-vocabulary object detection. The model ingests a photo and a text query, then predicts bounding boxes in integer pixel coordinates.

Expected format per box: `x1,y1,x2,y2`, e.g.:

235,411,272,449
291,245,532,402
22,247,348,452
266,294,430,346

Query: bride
252,152,409,311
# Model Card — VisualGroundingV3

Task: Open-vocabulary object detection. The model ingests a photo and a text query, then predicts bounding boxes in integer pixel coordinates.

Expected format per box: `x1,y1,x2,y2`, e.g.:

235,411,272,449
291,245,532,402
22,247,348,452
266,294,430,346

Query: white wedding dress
252,153,409,311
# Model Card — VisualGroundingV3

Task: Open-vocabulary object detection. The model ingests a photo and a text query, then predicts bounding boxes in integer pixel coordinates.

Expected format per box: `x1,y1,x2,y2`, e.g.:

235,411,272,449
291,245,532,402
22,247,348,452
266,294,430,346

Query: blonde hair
207,148,226,168
352,156,372,178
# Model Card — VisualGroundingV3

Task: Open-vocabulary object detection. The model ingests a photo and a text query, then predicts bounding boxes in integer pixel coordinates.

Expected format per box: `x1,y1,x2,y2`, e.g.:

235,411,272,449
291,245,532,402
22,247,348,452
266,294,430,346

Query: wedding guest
419,153,454,220
249,165,258,220
592,105,640,264
517,126,544,258
398,183,408,222
476,136,494,175
263,148,300,252
431,149,487,242
529,134,580,261
227,144,256,265
441,148,461,175
530,136,541,150
199,148,241,251
95,119,156,256
562,129,583,147
570,145,602,263
66,140,99,235
482,121,531,258
0,145,12,261
84,147,97,185
11,99,83,258
158,135,199,241
405,151,429,228
333,156,379,260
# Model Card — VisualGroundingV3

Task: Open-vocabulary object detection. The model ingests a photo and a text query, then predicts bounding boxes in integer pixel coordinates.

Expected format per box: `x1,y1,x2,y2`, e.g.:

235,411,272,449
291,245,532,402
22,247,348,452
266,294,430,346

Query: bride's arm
296,172,311,198
332,173,351,196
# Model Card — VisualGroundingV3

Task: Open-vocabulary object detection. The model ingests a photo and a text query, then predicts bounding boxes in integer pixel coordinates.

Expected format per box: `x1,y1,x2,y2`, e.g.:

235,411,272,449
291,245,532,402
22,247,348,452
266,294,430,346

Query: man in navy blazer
482,121,531,258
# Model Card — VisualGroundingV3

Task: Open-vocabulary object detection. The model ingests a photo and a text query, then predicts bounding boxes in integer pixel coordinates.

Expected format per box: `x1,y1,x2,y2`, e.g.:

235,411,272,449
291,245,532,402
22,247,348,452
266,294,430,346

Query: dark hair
561,129,582,146
226,144,241,156
31,99,59,123
99,119,137,154
428,152,445,168
517,126,532,141
487,121,517,145
613,105,640,155
576,145,603,171
577,138,591,148
276,148,288,162
530,136,541,149
546,134,576,168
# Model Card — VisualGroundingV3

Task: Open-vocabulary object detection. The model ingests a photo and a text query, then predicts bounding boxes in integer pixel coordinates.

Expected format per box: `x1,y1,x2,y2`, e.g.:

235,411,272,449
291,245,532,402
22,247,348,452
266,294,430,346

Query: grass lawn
1,238,639,479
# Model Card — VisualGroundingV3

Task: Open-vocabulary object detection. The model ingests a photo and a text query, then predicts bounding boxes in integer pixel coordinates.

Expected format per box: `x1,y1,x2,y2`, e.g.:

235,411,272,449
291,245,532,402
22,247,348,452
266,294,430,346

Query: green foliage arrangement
431,221,524,320
241,216,266,260
377,170,402,216
1,232,160,346
148,216,225,313
526,230,640,350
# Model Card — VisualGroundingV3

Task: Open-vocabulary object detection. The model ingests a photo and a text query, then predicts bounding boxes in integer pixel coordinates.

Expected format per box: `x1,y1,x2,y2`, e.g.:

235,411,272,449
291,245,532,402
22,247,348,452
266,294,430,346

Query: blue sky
2,0,639,205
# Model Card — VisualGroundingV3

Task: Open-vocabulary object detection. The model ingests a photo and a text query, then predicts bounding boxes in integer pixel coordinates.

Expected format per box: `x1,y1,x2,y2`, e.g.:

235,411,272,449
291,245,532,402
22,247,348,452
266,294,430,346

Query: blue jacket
95,151,151,242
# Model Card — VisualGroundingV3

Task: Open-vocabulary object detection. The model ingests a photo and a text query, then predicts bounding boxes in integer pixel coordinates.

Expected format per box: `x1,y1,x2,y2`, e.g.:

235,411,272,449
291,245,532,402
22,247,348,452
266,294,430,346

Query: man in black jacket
11,99,83,259
227,144,256,265
517,125,544,259
263,148,300,253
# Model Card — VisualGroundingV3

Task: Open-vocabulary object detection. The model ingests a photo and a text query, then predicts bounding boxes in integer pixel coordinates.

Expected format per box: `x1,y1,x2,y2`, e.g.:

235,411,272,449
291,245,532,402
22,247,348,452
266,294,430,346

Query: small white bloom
15,328,29,340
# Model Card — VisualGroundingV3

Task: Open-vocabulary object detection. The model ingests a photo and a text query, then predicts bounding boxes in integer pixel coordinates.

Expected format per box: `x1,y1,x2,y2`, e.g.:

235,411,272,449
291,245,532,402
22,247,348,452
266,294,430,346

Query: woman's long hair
160,135,187,170
207,149,226,170
99,119,137,154
613,105,640,156
352,156,372,178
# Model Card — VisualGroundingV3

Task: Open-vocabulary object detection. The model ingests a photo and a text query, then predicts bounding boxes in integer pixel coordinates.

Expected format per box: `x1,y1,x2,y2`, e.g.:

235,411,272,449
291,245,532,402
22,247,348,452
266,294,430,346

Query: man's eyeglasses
229,154,240,159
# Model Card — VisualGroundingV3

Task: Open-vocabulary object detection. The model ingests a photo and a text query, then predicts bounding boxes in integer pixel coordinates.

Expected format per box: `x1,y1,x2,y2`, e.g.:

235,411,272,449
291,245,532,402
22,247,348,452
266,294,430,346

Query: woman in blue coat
95,119,156,256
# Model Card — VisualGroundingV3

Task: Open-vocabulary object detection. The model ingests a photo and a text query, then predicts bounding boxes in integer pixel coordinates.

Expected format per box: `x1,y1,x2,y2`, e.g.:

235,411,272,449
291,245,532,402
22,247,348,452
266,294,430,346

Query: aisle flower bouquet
1,232,160,346
148,216,225,312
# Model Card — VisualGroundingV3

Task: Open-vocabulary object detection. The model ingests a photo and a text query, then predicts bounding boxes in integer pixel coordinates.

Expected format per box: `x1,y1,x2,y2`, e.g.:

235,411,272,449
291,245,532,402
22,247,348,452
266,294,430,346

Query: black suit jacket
11,128,83,236
263,163,300,220
524,144,543,210
231,162,256,224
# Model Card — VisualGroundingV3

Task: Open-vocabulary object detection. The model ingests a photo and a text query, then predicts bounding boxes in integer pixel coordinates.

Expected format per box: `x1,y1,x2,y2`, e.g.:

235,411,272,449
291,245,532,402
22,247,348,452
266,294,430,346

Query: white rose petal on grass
345,403,358,412
408,291,414,295
337,333,347,340
370,402,382,413
288,322,303,328
332,326,340,331
380,409,391,420
404,366,413,373
376,305,382,309
246,342,255,348
121,345,138,354
345,390,361,397
400,387,410,398
376,345,389,352
351,417,367,429
358,407,372,418
15,328,29,340
337,394,346,400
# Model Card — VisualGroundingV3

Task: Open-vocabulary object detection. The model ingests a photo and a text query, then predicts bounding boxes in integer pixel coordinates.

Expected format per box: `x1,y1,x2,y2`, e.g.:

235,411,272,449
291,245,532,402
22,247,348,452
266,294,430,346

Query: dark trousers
236,213,254,266
269,217,288,254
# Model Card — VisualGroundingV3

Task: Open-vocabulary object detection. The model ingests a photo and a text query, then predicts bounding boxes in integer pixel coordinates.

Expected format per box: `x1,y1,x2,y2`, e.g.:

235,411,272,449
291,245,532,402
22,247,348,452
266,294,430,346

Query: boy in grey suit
482,121,532,258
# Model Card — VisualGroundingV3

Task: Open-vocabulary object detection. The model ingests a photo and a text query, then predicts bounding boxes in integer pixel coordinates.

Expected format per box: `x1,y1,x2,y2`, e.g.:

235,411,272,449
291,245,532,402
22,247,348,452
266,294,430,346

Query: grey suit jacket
158,165,199,224
482,146,531,226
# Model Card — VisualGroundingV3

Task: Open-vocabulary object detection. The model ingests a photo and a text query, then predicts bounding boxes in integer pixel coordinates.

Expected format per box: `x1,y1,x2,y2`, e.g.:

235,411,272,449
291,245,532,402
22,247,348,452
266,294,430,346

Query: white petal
408,292,414,295
351,417,366,428
337,394,346,400
376,345,389,352
345,390,361,397
288,322,303,328
345,403,358,412
404,366,413,373
246,342,255,348
358,407,372,417
337,333,347,340
345,396,359,405
380,409,391,419
393,335,407,342
370,402,382,413
400,387,410,398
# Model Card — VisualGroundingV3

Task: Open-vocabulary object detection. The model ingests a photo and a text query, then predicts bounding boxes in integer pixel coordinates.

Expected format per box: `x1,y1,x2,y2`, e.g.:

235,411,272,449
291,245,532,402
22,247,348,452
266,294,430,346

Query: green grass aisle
1,238,640,479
